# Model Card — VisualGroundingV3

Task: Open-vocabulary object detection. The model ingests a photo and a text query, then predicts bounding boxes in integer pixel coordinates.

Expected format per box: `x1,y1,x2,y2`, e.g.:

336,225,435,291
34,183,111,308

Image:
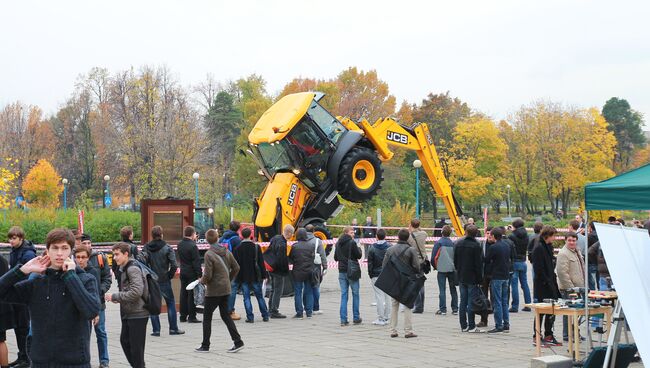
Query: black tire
337,147,383,202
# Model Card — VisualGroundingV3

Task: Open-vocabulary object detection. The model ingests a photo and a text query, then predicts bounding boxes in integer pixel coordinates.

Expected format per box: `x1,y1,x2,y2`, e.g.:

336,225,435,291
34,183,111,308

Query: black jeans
120,317,148,368
413,287,425,312
180,274,197,320
202,295,242,349
268,273,287,313
14,305,29,360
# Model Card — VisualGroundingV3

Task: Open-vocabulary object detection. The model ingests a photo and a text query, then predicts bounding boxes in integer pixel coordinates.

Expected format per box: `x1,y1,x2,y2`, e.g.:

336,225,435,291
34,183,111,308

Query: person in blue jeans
453,225,484,332
141,226,184,336
334,227,362,325
432,225,458,315
485,227,511,333
232,228,270,322
507,219,532,312
304,225,328,314
289,228,318,318
80,234,113,368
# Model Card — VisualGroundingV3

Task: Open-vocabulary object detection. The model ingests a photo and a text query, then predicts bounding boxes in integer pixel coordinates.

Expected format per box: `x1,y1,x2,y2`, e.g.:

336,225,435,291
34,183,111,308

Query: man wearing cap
81,233,112,368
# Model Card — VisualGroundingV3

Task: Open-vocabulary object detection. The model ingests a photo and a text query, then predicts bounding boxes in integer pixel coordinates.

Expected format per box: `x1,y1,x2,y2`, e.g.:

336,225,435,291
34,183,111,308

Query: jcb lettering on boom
387,131,408,144
287,184,298,205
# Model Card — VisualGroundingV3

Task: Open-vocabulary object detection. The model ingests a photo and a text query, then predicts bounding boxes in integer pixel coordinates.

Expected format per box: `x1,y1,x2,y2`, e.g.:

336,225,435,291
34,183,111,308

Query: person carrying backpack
107,242,150,368
141,226,184,337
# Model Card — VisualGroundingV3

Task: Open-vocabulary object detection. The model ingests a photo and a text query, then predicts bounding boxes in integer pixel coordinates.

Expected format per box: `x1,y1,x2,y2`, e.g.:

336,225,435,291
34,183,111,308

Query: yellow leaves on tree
22,159,63,208
0,158,19,209
447,116,507,205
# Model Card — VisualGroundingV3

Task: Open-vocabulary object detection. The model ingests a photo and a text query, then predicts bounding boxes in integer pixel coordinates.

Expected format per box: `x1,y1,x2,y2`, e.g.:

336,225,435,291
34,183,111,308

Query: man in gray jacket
408,219,428,313
384,229,420,338
108,242,149,368
432,225,458,315
141,226,184,336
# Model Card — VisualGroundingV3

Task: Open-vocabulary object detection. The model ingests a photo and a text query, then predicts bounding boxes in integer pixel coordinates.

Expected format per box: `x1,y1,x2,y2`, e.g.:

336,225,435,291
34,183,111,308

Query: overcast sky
1,0,648,127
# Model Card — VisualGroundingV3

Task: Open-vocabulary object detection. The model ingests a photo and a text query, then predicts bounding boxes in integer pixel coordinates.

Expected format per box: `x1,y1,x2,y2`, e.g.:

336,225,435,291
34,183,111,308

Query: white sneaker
467,327,485,333
313,310,323,315
371,302,377,306
372,319,386,326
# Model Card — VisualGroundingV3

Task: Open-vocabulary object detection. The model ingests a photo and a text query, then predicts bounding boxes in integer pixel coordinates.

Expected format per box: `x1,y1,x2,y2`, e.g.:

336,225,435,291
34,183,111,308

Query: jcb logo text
387,131,408,144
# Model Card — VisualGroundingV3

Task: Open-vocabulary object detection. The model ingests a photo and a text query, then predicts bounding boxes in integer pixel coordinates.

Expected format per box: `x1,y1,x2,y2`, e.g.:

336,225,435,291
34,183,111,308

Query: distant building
645,130,650,142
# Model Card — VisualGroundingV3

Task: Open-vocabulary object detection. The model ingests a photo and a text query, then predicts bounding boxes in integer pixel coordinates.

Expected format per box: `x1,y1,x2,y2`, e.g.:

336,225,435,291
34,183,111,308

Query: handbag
413,235,431,274
346,241,361,281
471,286,489,313
313,239,322,265
375,246,426,309
193,283,205,307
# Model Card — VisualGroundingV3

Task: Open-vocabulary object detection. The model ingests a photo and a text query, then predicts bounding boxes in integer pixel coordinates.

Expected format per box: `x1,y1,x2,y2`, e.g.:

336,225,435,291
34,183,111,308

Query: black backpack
125,260,162,315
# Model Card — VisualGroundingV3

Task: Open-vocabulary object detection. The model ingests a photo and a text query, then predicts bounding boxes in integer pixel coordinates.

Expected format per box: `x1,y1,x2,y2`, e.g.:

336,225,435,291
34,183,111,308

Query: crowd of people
0,215,649,367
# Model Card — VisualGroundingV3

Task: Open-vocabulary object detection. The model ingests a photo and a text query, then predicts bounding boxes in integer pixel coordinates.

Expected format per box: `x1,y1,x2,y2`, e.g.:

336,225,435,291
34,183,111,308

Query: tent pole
583,211,589,359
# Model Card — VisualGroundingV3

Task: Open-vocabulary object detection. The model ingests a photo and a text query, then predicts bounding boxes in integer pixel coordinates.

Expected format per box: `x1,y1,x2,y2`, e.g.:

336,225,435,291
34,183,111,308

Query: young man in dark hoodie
304,224,327,315
80,233,112,368
232,227,269,322
508,219,532,313
141,226,184,336
177,226,202,323
266,225,294,319
0,228,101,368
368,229,391,325
7,226,36,368
222,221,243,321
289,228,316,319
485,227,512,333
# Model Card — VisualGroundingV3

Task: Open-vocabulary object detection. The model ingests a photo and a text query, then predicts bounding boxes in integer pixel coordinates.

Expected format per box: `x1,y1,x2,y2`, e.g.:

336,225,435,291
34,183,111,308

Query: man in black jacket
141,226,184,336
334,227,363,326
454,224,484,333
508,219,532,313
532,226,561,346
289,228,316,319
0,228,100,368
485,227,512,333
7,226,35,368
266,225,294,319
177,226,202,323
80,233,112,368
233,228,269,322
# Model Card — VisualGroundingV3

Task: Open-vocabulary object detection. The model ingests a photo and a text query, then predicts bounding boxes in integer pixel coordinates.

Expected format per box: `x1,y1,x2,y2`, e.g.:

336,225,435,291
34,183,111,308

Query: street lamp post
506,184,511,218
413,160,422,219
104,175,111,208
62,178,68,211
193,172,200,206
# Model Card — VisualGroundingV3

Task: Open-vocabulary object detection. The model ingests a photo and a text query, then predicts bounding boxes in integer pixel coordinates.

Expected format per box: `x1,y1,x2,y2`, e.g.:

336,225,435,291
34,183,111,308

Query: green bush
0,208,140,244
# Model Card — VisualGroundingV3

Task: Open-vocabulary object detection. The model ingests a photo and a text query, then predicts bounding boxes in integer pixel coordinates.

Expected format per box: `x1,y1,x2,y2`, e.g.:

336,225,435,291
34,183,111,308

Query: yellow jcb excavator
245,92,464,248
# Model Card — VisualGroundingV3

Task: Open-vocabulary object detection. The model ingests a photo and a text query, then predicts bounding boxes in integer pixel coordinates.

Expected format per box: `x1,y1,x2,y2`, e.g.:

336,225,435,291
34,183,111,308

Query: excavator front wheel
338,147,383,202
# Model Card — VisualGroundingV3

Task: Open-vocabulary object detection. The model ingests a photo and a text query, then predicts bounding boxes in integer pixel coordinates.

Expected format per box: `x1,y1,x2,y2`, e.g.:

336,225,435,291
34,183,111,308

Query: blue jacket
218,230,242,252
0,265,100,368
9,240,36,268
432,236,455,273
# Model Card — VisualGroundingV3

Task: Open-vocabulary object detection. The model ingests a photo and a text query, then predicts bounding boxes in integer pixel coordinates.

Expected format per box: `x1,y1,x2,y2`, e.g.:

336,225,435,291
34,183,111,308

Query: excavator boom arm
341,117,465,236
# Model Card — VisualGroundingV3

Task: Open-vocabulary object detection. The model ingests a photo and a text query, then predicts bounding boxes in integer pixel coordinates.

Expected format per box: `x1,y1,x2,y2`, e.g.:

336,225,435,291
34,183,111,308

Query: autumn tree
447,116,507,211
602,97,646,172
0,158,19,209
22,159,63,208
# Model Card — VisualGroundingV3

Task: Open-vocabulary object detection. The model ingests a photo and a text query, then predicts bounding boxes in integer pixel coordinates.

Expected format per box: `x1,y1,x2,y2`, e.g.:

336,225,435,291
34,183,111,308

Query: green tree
602,97,646,172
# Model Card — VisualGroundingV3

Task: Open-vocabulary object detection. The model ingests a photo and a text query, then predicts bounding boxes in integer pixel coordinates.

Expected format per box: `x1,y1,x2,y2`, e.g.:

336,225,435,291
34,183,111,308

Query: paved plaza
4,260,643,367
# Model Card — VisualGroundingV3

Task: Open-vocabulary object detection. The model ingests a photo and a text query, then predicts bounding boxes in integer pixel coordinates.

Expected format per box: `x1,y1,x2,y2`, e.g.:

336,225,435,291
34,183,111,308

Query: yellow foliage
0,158,19,209
22,159,63,208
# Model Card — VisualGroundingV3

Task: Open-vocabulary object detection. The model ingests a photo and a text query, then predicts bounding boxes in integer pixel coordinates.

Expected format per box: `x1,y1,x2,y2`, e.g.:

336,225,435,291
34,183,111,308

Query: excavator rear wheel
338,147,383,202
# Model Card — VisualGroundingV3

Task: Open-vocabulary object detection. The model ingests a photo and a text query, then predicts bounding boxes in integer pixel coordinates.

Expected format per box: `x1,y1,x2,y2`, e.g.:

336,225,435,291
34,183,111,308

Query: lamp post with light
62,178,68,211
193,172,200,206
506,184,511,218
104,175,111,208
413,159,422,219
